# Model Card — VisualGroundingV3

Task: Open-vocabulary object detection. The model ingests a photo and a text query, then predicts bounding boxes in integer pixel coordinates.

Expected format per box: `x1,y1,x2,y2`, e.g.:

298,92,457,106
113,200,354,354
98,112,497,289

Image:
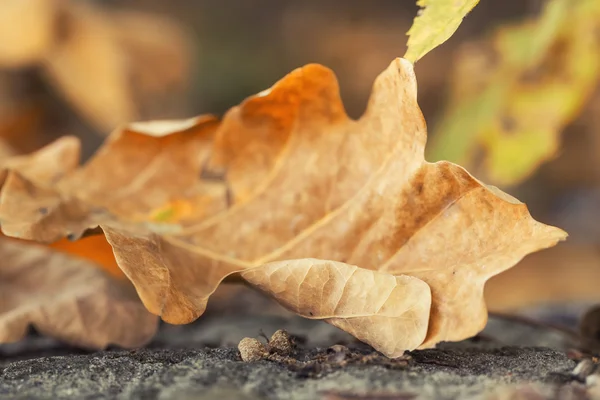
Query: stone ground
1,292,599,399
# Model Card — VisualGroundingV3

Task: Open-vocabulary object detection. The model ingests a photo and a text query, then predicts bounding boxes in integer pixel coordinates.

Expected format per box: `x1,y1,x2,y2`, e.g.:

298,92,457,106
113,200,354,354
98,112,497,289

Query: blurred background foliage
0,0,599,313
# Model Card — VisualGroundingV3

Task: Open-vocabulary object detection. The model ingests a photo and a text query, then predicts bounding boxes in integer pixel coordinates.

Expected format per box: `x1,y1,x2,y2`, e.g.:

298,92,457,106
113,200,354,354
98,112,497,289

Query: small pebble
238,337,267,362
327,345,348,363
327,344,348,354
572,358,595,381
268,329,294,356
587,373,600,387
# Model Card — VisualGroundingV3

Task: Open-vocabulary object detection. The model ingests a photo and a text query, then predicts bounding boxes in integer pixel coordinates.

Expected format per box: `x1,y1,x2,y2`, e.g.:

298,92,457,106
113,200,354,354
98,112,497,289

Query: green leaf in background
428,0,600,186
405,0,480,63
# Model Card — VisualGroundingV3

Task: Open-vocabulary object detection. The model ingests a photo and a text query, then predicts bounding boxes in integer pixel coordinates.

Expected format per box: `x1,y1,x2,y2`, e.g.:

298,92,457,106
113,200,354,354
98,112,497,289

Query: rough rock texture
0,346,580,400
0,289,597,399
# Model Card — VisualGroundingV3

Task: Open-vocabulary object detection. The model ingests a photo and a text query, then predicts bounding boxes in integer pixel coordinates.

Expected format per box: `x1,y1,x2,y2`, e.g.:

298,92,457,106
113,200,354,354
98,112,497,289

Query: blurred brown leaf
0,0,57,67
0,58,565,356
0,0,193,135
42,2,193,133
42,1,136,133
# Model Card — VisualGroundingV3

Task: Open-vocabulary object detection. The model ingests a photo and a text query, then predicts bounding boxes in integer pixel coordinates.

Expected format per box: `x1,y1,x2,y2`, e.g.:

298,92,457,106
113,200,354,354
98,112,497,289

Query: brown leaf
0,58,566,354
0,237,157,348
0,115,222,242
41,1,193,133
0,135,84,242
107,10,193,121
0,0,58,67
42,1,134,132
241,259,431,358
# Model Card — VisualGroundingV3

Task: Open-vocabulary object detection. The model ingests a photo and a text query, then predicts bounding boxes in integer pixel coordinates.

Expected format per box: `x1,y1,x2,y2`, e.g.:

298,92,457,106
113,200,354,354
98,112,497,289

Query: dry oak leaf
0,115,223,242
0,238,158,349
0,59,566,356
0,139,157,348
242,260,432,357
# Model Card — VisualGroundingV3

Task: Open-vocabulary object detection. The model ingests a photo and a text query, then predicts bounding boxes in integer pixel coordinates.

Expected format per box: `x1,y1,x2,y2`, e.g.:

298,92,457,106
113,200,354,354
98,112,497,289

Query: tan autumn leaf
0,115,222,242
0,58,566,354
0,135,84,242
241,259,432,358
0,134,153,348
0,237,158,348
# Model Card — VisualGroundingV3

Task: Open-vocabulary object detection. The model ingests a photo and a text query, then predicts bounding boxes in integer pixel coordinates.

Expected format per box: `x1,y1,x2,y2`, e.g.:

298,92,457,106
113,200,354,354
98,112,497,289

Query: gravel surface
1,291,598,399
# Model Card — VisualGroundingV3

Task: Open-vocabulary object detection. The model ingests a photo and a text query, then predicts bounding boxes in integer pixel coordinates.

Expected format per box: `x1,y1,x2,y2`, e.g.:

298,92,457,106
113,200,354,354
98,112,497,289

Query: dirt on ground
1,291,599,399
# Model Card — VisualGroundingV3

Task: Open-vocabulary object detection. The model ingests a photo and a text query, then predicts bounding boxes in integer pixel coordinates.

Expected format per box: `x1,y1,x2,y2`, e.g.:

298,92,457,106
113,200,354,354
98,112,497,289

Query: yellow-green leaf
428,0,600,185
405,0,480,63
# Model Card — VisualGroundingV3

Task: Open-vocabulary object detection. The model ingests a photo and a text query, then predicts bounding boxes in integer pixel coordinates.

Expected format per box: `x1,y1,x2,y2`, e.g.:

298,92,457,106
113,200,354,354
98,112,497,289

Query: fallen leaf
241,259,431,358
0,140,155,347
0,135,84,243
0,115,222,242
0,237,158,348
404,0,480,63
0,58,566,355
428,0,600,185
